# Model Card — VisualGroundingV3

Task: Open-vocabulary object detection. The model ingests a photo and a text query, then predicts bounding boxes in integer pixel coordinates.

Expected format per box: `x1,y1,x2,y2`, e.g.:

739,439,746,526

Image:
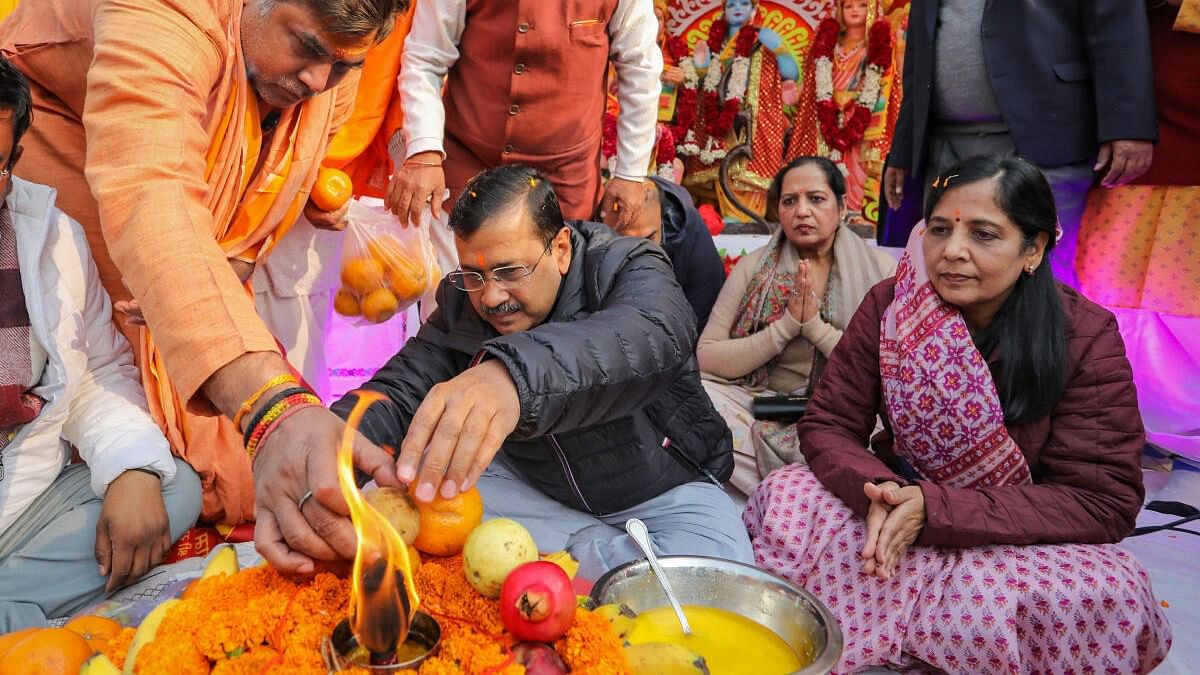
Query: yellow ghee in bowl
626,604,804,674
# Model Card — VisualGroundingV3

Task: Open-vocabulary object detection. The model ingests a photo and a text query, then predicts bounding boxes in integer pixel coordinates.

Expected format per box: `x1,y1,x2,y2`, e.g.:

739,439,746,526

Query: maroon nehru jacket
443,0,619,219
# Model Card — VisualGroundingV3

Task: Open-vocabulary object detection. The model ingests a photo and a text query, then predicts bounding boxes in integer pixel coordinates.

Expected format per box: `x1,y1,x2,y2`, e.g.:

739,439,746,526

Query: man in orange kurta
0,0,409,574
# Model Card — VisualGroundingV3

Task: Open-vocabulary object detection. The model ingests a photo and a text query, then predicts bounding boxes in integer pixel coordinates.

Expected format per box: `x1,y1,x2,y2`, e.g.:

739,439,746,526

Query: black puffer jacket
332,221,733,515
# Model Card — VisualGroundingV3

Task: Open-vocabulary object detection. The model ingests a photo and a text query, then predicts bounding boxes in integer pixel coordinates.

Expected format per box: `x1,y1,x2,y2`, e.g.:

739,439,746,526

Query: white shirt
399,0,662,182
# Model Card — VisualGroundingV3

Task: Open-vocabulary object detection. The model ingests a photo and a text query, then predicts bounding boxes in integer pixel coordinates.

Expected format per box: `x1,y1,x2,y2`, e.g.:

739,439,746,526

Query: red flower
669,86,699,143
812,18,840,55
655,126,677,166
867,20,894,69
601,112,618,160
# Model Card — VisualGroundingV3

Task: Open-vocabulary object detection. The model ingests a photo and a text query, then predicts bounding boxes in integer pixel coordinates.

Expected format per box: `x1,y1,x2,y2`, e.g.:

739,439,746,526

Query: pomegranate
499,561,576,642
511,642,568,674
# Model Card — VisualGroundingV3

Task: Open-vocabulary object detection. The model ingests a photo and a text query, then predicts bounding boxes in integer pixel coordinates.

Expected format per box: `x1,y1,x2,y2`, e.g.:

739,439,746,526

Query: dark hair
0,57,32,158
449,165,565,246
763,154,849,220
274,0,408,40
767,155,847,212
925,155,1067,424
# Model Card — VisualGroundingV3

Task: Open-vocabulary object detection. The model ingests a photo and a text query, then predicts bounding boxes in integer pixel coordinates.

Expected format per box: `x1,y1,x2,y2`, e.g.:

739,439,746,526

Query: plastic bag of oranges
335,199,441,324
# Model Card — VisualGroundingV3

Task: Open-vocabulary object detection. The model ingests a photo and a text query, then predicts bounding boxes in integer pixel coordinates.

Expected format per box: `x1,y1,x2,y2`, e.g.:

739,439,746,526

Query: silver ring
298,490,314,511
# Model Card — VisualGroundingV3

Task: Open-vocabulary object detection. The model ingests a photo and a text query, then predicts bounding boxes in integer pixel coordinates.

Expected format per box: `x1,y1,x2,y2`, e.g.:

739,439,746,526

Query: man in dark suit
882,0,1157,286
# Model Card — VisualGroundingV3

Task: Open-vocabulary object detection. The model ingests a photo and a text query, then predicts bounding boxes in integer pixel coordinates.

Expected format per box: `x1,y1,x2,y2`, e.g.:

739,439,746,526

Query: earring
1024,265,1035,277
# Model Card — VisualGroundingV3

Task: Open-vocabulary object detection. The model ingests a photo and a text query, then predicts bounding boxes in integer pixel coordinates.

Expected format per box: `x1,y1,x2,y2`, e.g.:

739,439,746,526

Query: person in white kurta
0,173,201,631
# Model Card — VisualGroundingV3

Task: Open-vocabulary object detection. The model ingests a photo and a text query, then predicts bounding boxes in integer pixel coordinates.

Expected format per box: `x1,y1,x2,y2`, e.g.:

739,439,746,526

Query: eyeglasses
448,241,554,292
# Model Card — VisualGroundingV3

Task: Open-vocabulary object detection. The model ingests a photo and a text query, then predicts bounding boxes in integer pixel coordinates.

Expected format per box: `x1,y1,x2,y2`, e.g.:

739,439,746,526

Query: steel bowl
590,555,842,675
322,611,441,673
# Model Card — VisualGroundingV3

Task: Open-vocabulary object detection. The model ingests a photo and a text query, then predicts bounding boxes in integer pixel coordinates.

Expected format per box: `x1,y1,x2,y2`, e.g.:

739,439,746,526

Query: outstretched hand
397,360,520,504
253,406,402,575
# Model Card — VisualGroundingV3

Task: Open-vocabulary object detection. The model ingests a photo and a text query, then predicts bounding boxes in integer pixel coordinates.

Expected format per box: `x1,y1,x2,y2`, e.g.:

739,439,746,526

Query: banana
540,550,580,579
624,641,711,675
593,602,638,640
181,545,239,599
80,653,122,675
122,598,179,675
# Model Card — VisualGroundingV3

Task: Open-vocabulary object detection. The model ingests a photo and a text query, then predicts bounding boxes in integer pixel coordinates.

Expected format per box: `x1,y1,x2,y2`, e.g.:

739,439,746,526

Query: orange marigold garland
105,556,628,675
555,608,631,673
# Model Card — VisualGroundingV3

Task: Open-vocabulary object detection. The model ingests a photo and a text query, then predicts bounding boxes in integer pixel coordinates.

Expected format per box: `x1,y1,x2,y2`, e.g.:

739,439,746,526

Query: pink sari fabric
744,230,1172,672
745,465,1171,673
879,231,1032,489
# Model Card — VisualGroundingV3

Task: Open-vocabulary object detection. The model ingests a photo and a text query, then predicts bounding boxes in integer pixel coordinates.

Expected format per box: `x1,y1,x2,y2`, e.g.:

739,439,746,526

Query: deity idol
677,0,800,224
787,0,899,234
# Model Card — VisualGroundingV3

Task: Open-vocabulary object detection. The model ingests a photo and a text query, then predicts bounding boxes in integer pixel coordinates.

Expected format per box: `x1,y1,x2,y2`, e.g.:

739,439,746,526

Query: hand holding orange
311,167,353,212
410,484,484,557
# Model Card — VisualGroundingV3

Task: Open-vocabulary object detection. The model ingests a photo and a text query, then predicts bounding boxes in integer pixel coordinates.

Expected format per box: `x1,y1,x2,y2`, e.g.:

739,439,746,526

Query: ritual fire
335,391,424,667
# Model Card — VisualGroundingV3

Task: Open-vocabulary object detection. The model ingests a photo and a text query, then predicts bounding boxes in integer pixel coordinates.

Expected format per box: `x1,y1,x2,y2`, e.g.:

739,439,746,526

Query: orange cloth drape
322,2,415,196
0,0,16,22
140,72,318,524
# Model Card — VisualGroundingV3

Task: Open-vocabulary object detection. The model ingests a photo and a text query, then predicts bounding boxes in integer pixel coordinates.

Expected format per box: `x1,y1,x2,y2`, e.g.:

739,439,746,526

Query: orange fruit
0,628,39,661
367,235,405,267
0,627,94,674
333,288,361,317
311,167,353,211
341,256,385,295
64,615,122,652
386,259,427,302
410,485,484,557
360,287,399,323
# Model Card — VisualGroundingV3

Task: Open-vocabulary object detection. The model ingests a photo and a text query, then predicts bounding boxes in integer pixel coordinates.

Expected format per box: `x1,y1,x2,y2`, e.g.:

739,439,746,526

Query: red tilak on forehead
954,208,962,221
332,44,371,60
475,252,486,267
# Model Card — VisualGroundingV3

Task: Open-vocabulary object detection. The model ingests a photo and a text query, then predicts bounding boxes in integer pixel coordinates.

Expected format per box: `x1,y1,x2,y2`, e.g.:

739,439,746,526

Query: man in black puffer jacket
332,165,751,578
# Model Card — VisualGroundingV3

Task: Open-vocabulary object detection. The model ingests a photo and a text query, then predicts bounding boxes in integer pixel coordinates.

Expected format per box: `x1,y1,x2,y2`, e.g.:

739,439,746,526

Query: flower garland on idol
676,14,759,164
600,35,684,180
600,115,679,180
812,17,892,167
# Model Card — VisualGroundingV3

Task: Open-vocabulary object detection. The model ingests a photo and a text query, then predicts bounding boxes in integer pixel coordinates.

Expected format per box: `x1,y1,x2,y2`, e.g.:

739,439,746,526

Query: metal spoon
625,518,693,636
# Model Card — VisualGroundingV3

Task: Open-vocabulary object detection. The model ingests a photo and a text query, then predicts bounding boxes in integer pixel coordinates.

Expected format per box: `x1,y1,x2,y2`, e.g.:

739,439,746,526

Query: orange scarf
139,11,336,525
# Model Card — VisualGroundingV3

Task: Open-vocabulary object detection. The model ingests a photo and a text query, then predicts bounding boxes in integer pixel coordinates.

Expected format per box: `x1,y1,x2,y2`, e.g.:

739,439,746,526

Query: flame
338,391,420,659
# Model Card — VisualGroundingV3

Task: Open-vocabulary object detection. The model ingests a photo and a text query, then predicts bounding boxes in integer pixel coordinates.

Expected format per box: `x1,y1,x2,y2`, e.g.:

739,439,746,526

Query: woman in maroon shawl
744,156,1171,673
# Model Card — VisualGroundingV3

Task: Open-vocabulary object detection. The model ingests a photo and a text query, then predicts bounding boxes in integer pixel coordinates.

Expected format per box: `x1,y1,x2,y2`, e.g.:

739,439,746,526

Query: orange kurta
1,0,359,524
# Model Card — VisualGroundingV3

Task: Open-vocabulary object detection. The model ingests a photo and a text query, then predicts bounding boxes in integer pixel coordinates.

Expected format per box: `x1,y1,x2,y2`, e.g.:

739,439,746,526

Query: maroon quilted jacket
798,278,1146,548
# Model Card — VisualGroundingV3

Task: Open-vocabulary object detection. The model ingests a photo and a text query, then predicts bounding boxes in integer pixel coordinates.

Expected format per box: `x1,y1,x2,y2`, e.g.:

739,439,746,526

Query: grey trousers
0,458,202,631
924,127,1095,288
477,454,755,582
